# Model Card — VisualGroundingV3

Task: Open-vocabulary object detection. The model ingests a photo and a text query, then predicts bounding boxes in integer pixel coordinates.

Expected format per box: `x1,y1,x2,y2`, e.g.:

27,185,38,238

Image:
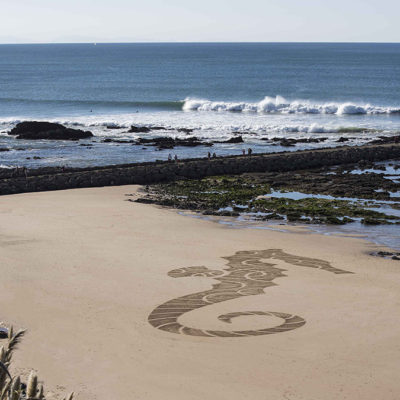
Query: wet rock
106,125,122,130
103,138,135,144
325,216,345,225
214,136,244,144
286,211,302,221
265,137,327,146
219,210,240,217
372,251,400,260
135,197,156,204
137,136,212,149
369,135,400,145
361,217,385,225
177,128,194,134
128,125,151,133
9,122,93,140
294,138,328,143
129,126,193,134
279,139,296,147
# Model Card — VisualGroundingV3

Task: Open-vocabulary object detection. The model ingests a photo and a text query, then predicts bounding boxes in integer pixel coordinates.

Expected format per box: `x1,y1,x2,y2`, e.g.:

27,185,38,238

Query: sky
0,0,399,43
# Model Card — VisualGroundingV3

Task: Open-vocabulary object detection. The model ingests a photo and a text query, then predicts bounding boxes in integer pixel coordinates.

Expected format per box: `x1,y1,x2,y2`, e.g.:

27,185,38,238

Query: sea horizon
1,41,399,45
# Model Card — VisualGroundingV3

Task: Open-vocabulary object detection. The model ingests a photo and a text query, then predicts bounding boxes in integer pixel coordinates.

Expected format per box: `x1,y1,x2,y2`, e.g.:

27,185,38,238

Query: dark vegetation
136,160,400,226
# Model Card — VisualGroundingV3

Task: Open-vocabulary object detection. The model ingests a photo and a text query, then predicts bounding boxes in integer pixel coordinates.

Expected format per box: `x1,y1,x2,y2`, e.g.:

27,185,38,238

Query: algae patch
137,174,400,225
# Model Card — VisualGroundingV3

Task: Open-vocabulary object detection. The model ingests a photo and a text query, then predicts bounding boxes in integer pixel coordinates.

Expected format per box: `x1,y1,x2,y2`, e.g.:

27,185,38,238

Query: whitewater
183,96,400,115
1,95,399,146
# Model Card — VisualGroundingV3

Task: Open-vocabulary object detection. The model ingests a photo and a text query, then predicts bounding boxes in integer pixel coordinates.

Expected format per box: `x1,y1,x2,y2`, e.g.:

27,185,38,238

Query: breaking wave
183,96,400,115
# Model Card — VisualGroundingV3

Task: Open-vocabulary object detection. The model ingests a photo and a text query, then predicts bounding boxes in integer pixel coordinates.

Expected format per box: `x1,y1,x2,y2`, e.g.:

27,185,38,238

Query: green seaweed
252,197,397,224
337,127,379,134
151,176,271,209
139,174,400,226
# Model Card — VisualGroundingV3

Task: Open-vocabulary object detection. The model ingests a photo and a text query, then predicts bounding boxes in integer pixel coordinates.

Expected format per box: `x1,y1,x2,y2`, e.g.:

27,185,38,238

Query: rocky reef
8,121,93,140
136,173,400,226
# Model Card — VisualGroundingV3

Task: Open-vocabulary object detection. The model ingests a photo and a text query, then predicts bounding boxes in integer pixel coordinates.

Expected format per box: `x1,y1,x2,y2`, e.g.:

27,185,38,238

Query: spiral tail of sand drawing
149,305,306,337
148,249,352,338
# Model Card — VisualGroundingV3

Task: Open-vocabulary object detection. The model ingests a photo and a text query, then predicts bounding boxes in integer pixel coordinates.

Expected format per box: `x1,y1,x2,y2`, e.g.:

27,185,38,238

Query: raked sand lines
148,249,352,337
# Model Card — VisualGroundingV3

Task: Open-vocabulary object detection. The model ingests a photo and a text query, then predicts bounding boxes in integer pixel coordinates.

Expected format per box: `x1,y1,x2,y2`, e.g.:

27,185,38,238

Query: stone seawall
1,143,400,196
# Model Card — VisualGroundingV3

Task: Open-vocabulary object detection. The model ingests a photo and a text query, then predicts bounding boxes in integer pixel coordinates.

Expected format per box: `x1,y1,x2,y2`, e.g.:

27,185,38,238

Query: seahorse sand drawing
149,249,353,337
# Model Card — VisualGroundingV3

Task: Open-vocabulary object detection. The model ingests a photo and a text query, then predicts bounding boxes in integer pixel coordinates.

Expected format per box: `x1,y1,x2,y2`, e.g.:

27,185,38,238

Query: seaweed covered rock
9,121,93,140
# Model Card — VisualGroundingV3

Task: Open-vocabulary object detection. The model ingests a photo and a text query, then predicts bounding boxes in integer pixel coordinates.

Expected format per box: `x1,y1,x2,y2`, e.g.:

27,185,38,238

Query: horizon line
0,40,399,45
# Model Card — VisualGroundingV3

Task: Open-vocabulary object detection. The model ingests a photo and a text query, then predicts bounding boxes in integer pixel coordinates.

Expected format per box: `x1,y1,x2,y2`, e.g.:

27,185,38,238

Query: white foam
0,105,397,144
183,96,400,115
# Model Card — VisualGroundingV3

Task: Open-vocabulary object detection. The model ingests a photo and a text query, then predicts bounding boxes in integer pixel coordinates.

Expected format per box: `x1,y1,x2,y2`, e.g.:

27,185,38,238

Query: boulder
9,122,93,140
128,125,151,133
177,128,194,134
214,136,244,144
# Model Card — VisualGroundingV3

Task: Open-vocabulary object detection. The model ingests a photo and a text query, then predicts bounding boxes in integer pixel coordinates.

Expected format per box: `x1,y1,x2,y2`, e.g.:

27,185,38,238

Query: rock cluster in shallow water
8,121,93,140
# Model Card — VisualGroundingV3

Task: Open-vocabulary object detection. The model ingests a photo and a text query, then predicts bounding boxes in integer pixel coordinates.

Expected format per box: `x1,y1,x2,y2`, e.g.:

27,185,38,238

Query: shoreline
178,209,400,254
1,185,400,399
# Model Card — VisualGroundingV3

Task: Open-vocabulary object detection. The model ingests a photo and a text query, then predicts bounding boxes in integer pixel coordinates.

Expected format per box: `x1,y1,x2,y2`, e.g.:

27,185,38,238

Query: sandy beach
1,185,399,400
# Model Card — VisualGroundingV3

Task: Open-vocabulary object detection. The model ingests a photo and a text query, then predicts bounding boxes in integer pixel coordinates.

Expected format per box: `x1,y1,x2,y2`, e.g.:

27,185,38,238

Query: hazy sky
0,0,399,43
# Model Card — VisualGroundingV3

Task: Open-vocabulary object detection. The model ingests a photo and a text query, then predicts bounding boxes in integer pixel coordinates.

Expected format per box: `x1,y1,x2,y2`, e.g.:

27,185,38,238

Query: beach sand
0,186,399,400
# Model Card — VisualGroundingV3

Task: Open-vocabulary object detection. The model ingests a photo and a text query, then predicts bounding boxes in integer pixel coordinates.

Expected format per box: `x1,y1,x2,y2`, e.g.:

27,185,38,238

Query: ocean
0,42,400,168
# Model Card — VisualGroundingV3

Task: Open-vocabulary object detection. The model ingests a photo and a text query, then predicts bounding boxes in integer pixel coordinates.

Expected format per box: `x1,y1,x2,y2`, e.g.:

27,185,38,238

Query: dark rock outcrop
102,135,208,148
136,136,212,149
9,122,93,140
103,138,135,144
106,125,122,130
214,136,244,144
371,251,400,261
177,128,194,134
369,135,400,145
261,137,328,147
128,126,151,133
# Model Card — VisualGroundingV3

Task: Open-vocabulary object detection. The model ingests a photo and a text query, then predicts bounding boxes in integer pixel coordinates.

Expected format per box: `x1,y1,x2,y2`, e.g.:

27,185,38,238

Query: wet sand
0,186,399,400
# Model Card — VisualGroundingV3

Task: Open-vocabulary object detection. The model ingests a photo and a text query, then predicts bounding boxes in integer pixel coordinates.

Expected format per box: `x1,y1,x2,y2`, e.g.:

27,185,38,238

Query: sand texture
0,186,399,400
